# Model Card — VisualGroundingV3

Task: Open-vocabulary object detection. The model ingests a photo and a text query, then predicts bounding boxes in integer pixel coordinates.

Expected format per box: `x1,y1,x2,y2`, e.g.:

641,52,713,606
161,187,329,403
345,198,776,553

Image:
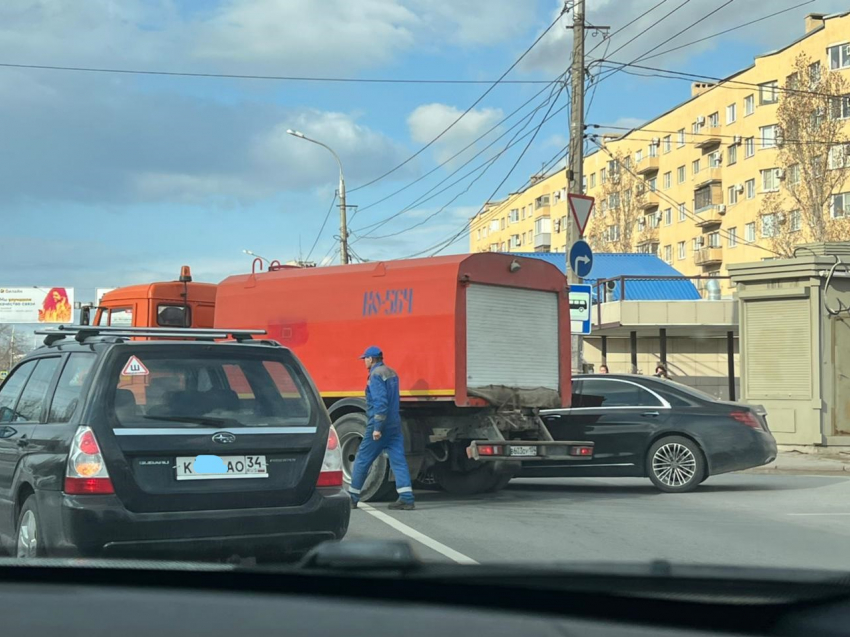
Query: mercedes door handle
641,411,660,418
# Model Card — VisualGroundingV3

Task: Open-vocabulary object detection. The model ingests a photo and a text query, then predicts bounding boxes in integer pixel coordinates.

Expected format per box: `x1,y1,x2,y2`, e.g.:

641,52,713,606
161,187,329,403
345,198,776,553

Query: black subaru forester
0,326,349,561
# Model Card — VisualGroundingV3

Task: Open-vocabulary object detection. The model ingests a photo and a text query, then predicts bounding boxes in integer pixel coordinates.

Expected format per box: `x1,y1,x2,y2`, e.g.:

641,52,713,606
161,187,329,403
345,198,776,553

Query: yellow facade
469,12,850,286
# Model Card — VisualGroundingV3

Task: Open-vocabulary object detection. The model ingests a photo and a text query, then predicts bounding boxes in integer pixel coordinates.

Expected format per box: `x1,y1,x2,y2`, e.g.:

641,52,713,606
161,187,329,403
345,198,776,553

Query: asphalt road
345,473,850,572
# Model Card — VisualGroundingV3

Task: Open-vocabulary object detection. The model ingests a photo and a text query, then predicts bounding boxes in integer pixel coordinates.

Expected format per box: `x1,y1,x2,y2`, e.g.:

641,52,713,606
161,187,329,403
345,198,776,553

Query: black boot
388,499,415,510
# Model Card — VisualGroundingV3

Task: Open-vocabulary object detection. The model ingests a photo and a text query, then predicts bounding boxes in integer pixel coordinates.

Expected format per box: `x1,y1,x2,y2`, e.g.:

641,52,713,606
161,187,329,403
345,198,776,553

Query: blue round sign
569,240,594,278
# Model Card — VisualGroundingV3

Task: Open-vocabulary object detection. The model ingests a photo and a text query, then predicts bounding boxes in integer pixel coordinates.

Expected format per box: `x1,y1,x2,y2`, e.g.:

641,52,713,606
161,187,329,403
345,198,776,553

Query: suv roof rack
35,325,267,346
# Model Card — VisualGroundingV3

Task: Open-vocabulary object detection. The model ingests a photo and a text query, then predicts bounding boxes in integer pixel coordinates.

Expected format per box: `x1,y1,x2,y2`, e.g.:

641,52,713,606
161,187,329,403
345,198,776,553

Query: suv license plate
509,446,537,457
176,455,268,480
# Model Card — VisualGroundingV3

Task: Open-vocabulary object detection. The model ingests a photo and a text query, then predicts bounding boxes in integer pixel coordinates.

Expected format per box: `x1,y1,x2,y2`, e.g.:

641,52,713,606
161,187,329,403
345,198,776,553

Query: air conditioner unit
733,135,743,145
736,184,745,194
651,137,661,146
778,212,788,224
696,237,705,247
777,168,786,180
696,115,706,126
775,128,785,146
717,204,727,214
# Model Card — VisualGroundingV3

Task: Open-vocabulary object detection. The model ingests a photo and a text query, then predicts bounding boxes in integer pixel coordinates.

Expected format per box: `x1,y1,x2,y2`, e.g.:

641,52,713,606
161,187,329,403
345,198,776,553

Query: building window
694,185,713,210
692,159,700,175
677,241,686,260
648,211,660,228
677,165,685,183
759,80,779,105
635,149,643,163
828,143,850,169
601,168,607,183
511,234,521,247
745,222,756,242
476,229,482,241
786,72,800,91
648,177,657,192
664,207,672,225
744,94,754,116
726,103,737,124
534,217,551,235
678,202,686,222
649,142,658,157
663,135,672,153
664,244,672,263
608,192,620,209
746,178,756,199
761,168,781,192
829,43,850,70
709,112,719,127
790,210,802,232
500,218,506,230
663,171,672,189
788,163,801,187
831,95,850,120
708,151,722,168
600,200,608,213
692,121,701,136
509,209,520,223
606,224,620,243
745,137,755,158
831,192,850,218
760,124,778,149
589,173,596,188
708,231,721,248
677,129,685,147
727,185,738,205
728,227,737,248
761,213,779,238
490,219,499,232
692,237,702,252
809,61,821,86
728,144,737,165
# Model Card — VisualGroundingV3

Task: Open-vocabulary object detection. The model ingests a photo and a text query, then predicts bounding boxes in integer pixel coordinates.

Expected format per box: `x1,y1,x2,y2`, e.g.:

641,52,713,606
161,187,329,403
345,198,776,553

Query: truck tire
335,413,396,502
432,462,503,496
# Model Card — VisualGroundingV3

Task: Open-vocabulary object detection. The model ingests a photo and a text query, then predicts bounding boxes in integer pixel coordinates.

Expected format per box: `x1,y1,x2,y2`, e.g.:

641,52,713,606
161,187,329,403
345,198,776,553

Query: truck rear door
88,344,328,513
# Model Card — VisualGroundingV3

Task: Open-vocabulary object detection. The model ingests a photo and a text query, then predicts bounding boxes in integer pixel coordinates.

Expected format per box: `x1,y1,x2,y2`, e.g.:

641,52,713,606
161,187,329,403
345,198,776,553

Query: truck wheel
335,413,396,502
488,472,514,492
432,463,502,496
647,436,706,493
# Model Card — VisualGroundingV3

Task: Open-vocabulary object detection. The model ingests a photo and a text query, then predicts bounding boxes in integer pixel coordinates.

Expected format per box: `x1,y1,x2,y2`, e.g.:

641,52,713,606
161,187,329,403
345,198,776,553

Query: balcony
635,156,660,175
694,134,722,149
694,247,723,266
638,190,660,211
534,232,552,250
693,166,723,187
534,197,551,213
694,204,725,227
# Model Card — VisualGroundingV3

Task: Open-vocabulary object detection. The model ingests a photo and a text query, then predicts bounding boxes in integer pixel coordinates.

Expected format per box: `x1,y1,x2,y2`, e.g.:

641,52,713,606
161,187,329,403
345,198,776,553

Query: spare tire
335,413,396,502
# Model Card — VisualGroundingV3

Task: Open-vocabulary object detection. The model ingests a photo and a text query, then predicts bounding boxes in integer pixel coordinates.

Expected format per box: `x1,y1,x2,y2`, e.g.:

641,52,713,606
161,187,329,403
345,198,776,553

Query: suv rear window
111,350,313,428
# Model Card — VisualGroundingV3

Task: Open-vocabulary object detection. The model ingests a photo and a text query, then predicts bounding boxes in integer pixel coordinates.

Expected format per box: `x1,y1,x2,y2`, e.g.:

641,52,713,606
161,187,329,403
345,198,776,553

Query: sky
1,0,847,303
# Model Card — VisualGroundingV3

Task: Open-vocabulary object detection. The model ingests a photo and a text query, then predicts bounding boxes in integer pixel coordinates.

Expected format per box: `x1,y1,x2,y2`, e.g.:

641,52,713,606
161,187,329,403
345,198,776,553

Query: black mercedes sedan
523,374,777,493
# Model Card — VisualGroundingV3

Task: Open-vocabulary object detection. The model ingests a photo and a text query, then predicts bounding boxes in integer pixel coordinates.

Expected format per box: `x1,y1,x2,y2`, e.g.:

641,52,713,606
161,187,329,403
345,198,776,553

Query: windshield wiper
141,416,241,427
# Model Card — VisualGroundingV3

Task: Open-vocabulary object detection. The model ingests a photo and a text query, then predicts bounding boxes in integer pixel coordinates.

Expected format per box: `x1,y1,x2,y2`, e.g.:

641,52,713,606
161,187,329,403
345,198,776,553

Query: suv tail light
317,425,343,487
65,426,115,495
730,411,761,430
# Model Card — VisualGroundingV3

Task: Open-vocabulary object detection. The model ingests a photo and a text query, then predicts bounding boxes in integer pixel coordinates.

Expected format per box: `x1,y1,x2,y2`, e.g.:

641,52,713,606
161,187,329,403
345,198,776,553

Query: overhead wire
586,125,847,147
305,191,337,262
348,8,569,193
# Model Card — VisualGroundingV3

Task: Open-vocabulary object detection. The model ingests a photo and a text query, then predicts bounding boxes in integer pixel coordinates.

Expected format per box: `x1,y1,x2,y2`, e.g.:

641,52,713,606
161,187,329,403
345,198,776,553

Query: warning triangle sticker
568,193,595,236
121,356,149,376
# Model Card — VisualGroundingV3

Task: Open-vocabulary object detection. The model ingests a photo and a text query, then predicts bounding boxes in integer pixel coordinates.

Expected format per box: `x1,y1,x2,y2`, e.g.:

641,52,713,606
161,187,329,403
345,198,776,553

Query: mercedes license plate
509,445,537,457
175,455,268,480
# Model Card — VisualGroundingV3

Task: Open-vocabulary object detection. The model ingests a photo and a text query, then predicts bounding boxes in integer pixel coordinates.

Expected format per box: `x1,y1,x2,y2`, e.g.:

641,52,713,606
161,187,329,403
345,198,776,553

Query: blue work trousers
349,425,414,503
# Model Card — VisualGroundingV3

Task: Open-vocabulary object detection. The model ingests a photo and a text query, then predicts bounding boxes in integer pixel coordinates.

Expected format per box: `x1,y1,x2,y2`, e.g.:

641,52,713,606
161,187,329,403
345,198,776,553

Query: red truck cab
91,267,216,329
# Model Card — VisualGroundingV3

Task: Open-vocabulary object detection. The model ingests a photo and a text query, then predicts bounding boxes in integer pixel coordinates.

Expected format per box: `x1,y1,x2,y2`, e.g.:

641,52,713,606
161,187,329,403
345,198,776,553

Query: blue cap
359,346,382,359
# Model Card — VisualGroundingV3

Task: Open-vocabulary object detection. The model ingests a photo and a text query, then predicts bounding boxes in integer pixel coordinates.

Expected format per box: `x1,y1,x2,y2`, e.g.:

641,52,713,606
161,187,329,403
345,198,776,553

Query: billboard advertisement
0,287,75,324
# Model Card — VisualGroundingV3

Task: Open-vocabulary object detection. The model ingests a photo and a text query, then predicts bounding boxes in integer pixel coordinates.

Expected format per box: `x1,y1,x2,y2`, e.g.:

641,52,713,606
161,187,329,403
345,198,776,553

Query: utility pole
339,179,349,265
567,0,587,375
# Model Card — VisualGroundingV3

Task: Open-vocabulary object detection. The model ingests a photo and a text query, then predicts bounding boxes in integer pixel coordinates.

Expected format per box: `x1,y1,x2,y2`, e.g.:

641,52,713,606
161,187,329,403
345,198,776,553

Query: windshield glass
112,351,312,428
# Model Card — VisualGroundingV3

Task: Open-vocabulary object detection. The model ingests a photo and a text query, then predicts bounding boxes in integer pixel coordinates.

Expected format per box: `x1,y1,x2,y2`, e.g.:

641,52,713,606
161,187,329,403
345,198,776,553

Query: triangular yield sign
568,193,595,236
121,355,149,376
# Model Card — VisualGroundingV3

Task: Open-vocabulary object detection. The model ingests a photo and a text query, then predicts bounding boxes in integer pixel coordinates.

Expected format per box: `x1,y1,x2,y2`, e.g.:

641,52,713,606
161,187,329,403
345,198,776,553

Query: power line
305,191,337,262
600,0,693,63
352,80,567,238
349,9,569,194
591,139,782,256
585,0,672,58
0,61,553,85
350,72,567,221
587,127,847,147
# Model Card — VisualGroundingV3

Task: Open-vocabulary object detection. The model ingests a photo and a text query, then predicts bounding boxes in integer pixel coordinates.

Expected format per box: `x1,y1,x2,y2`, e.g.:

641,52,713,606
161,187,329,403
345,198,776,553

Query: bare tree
587,150,659,254
0,325,28,373
759,52,850,256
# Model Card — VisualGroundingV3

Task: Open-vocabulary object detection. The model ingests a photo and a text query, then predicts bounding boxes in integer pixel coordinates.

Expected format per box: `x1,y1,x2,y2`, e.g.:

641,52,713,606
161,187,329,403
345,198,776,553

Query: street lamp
286,129,349,265
243,249,270,263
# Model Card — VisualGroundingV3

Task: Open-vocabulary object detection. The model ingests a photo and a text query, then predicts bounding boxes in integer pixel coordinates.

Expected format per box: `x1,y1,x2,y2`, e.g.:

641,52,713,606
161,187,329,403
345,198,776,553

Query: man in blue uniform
349,346,415,510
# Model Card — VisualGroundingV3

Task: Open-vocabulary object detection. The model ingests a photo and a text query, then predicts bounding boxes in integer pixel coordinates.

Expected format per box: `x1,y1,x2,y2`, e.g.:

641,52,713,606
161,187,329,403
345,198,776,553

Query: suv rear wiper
141,416,241,427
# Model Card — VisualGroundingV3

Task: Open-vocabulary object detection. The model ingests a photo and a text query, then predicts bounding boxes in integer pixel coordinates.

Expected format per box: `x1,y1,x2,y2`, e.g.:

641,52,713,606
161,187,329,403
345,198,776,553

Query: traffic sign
568,193,595,236
569,240,594,278
569,284,592,335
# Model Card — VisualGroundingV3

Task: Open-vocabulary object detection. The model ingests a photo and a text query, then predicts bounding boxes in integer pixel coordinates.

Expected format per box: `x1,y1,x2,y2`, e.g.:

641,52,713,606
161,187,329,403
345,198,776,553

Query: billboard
0,287,75,324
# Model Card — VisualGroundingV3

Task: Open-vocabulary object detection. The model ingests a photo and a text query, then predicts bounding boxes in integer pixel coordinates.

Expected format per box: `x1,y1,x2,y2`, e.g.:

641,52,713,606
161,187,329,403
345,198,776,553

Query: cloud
407,103,505,165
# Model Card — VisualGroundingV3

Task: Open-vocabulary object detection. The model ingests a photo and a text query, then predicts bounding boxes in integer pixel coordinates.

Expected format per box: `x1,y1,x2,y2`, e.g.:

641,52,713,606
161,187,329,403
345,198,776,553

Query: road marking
787,513,850,516
358,503,479,565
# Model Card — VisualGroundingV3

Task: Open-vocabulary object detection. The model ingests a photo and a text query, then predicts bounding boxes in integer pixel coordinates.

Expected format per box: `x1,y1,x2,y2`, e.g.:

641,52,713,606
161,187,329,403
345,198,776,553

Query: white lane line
358,503,479,565
787,513,850,516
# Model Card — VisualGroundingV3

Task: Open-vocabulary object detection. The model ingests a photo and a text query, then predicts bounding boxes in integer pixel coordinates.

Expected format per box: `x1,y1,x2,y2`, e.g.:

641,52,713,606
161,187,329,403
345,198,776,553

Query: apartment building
469,12,850,288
